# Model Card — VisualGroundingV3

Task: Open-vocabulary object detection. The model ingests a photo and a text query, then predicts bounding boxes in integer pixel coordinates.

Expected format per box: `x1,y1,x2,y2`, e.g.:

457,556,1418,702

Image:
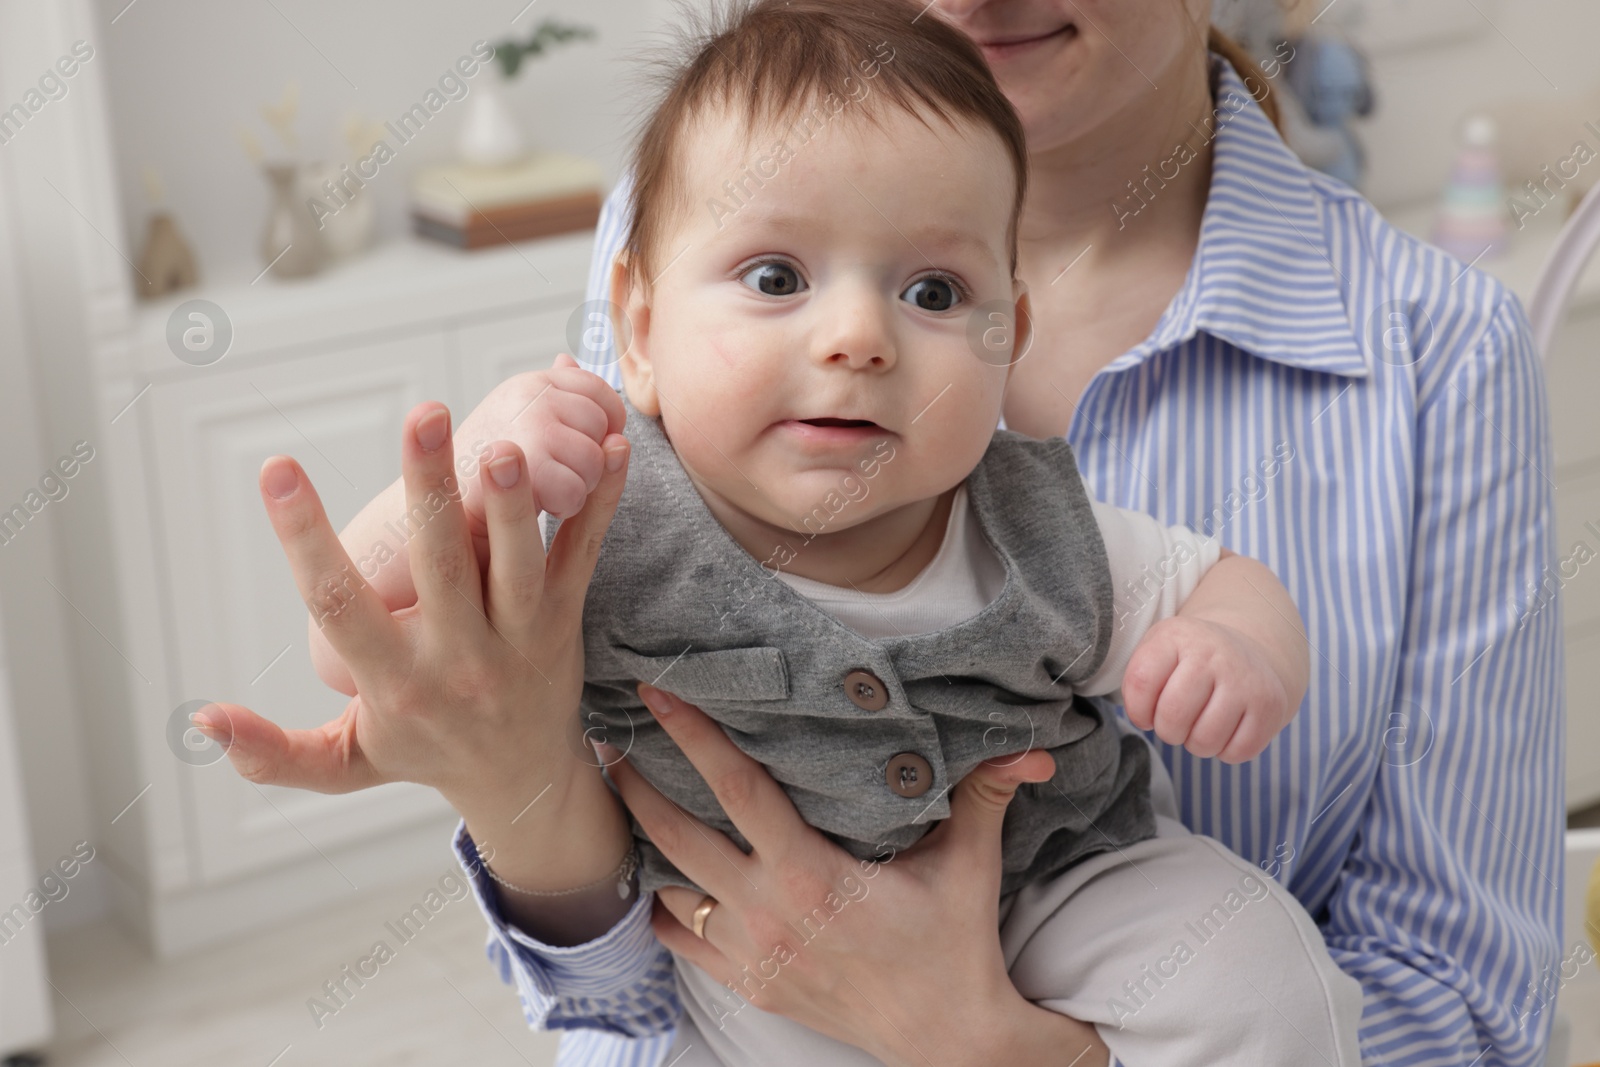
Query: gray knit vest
556,403,1155,898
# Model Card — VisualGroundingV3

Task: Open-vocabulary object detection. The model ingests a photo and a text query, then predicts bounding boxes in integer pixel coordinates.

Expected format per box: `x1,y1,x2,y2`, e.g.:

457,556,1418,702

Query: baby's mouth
800,417,880,430
780,416,891,446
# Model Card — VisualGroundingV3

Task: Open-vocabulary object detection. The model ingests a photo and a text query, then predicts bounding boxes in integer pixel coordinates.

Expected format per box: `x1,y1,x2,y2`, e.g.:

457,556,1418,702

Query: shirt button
843,669,889,711
885,752,934,798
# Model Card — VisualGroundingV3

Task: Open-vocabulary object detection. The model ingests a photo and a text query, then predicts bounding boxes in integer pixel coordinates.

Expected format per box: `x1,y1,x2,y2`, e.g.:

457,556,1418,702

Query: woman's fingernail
606,444,626,473
263,459,298,500
639,685,671,717
189,710,230,745
489,453,521,488
416,409,449,452
593,739,620,762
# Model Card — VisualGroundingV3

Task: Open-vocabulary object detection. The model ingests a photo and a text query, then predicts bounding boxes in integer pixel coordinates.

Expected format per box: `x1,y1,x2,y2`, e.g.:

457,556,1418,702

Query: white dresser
88,234,592,955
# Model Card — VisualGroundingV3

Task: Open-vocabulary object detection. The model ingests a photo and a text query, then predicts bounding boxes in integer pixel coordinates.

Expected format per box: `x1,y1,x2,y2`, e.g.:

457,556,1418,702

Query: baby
331,1,1364,1062
514,3,1365,1063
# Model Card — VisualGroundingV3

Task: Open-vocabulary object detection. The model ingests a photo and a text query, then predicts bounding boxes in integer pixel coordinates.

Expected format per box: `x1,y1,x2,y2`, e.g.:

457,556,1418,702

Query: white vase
458,79,528,166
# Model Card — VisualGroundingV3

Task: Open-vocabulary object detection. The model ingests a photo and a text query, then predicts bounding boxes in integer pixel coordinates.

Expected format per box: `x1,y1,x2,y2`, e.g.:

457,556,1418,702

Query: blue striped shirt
452,57,1565,1067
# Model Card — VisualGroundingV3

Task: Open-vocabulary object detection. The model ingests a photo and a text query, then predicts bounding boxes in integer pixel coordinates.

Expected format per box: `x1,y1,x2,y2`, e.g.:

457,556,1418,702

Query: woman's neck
1020,51,1216,265
998,50,1220,439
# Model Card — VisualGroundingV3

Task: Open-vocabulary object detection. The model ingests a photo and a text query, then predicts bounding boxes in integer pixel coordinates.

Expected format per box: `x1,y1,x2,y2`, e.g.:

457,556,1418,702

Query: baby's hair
620,0,1027,287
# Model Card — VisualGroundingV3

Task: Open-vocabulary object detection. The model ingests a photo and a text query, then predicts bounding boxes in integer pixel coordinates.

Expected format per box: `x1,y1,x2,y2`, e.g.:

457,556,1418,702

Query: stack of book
410,152,605,250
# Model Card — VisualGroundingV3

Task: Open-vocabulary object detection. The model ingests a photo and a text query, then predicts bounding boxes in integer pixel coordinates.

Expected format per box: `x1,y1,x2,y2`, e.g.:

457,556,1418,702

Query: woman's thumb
192,700,378,794
938,749,1057,858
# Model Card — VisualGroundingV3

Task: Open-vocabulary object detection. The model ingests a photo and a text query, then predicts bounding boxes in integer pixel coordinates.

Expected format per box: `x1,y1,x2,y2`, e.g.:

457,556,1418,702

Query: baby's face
617,100,1025,540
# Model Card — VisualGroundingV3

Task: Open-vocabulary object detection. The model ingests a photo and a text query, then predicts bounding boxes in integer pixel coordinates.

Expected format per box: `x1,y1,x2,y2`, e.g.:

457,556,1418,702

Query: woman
207,1,1563,1064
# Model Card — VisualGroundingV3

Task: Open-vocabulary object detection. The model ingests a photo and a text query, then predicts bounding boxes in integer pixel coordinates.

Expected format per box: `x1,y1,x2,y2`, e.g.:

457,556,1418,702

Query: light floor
38,876,562,1067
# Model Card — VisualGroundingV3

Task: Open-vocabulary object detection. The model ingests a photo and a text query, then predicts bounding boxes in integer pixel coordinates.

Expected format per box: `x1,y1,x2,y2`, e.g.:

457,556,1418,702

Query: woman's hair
1208,25,1284,132
620,0,1028,286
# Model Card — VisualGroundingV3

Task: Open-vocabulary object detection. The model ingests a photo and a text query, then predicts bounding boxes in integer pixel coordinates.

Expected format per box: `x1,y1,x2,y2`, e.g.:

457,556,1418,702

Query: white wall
85,0,1600,285
1351,1,1600,211
95,0,682,285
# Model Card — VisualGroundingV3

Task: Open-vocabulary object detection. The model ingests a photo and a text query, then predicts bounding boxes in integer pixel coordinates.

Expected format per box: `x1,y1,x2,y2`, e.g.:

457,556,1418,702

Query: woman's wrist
991,1000,1109,1067
453,763,639,945
893,985,1107,1067
452,758,627,891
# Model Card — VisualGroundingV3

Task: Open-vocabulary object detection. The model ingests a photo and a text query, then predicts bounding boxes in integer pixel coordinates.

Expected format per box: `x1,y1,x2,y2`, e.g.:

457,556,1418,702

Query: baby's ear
610,253,660,417
1008,280,1033,375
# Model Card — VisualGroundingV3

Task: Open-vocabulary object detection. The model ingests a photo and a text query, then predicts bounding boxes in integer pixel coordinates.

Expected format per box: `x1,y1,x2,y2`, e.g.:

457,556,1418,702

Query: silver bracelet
475,842,639,900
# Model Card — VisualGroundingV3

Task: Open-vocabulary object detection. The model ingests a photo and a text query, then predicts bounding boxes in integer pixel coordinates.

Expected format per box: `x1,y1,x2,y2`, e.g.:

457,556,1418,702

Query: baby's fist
1119,616,1295,764
462,353,627,523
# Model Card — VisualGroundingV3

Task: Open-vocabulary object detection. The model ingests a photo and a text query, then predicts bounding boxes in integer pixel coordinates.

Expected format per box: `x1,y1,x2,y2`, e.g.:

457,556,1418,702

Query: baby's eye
902,275,962,312
739,261,806,297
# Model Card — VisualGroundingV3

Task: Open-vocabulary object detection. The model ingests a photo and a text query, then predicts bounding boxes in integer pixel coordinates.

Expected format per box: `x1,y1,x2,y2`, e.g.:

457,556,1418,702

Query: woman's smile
975,22,1077,64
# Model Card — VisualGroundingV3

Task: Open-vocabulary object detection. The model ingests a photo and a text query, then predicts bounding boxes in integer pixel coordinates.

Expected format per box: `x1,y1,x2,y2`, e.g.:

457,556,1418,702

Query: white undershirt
774,486,1221,698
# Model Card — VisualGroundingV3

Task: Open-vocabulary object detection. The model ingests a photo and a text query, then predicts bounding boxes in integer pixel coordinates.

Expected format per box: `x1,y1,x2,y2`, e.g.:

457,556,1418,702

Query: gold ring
691,895,718,940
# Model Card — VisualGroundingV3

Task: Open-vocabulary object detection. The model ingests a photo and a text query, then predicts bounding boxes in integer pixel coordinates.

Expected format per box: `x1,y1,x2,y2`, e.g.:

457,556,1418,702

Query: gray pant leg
1000,814,1365,1067
665,810,1361,1066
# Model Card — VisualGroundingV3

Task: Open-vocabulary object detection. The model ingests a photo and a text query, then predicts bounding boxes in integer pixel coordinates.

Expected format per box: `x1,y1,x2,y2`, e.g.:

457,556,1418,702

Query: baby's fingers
1147,657,1214,749
1120,635,1179,731
529,423,605,518
1183,696,1246,760
1214,707,1280,764
549,352,627,436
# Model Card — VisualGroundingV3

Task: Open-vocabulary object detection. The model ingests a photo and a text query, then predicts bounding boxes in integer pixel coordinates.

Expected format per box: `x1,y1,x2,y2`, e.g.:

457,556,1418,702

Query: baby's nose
817,293,896,370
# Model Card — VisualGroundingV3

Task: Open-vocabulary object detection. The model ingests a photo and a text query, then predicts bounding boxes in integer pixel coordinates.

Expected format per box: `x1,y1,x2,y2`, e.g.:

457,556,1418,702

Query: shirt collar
1117,56,1371,380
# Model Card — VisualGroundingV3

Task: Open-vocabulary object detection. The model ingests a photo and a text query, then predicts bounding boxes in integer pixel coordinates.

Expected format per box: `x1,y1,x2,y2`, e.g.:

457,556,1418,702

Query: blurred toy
1211,0,1374,189
133,167,198,298
1281,30,1374,189
1431,116,1509,262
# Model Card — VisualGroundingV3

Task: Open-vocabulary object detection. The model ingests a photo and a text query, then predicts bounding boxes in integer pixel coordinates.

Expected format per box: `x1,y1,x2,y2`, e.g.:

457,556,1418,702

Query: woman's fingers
916,749,1055,880
653,884,710,932
605,746,755,900
192,699,383,794
402,403,486,632
477,442,546,636
260,455,400,678
542,433,629,618
635,685,805,863
650,888,737,981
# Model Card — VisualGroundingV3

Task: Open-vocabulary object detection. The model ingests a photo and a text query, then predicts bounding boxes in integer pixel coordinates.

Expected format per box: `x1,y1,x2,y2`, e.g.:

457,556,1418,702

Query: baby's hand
1118,616,1296,764
458,353,627,524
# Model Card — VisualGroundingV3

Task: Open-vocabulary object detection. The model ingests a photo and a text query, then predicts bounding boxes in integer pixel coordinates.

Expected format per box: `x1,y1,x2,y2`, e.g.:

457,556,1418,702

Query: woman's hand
194,400,628,827
307,354,626,698
603,685,1112,1067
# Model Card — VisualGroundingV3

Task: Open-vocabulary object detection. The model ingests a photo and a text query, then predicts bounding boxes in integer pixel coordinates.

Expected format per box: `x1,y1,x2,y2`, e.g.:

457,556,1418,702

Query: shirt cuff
451,820,669,1011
